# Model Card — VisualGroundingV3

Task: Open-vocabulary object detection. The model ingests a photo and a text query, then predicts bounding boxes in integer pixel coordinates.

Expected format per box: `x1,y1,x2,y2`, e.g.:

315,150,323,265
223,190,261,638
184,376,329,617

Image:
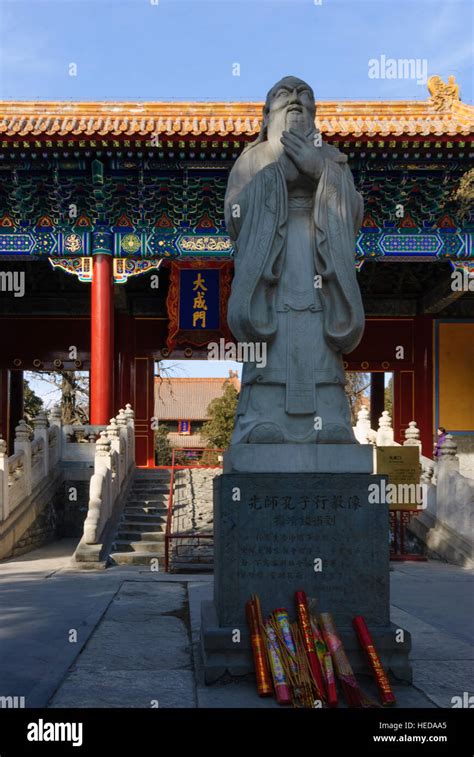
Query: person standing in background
433,426,447,459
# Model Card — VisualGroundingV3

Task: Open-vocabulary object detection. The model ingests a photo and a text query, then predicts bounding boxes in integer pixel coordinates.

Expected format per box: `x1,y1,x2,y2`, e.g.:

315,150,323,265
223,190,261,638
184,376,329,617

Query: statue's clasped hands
280,129,324,182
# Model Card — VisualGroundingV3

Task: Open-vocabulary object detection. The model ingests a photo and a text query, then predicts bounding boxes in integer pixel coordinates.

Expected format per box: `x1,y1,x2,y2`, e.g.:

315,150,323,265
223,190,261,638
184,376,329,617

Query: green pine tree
384,376,393,418
155,424,173,465
201,381,239,450
23,379,44,421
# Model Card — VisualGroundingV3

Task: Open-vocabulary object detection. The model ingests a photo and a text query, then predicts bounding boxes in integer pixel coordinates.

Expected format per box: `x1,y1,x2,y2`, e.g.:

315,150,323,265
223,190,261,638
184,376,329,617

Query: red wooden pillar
413,315,434,456
370,372,385,430
133,357,155,467
392,371,414,445
90,254,114,424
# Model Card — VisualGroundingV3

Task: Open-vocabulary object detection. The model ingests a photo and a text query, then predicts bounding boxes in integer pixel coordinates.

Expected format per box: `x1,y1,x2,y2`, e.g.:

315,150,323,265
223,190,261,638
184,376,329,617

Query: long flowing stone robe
224,139,364,444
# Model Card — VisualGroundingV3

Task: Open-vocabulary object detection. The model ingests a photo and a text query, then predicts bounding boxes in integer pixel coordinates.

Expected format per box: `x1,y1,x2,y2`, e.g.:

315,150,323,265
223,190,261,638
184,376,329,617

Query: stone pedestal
201,470,412,683
223,443,374,474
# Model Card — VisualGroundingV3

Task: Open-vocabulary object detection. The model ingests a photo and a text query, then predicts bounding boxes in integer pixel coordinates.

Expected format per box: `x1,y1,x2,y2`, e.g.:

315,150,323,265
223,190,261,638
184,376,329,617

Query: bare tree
344,371,370,425
25,371,89,425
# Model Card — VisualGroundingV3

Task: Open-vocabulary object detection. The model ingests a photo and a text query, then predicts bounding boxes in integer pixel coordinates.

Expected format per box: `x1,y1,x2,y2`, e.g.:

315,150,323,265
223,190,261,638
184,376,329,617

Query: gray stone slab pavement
390,561,474,709
0,540,472,709
0,539,199,708
51,581,197,708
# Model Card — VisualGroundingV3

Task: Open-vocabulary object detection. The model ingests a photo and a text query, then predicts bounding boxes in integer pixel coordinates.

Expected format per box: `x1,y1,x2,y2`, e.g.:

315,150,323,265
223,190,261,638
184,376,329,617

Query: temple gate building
155,372,240,453
0,75,472,469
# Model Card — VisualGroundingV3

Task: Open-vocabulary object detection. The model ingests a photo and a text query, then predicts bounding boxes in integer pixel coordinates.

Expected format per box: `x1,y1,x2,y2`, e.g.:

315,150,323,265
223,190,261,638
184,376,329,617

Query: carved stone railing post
83,431,111,545
438,434,459,472
421,459,435,485
79,406,136,552
99,430,115,523
106,417,120,447
107,417,123,490
124,404,134,423
116,408,127,429
96,430,112,471
376,410,394,446
124,404,135,470
48,405,62,463
33,411,50,475
403,420,422,455
0,438,8,521
354,407,371,444
115,408,129,472
14,420,32,498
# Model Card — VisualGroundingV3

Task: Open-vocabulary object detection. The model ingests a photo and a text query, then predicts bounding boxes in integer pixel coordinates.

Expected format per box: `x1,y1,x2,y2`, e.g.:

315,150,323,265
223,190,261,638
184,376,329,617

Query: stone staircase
168,467,217,573
108,469,171,568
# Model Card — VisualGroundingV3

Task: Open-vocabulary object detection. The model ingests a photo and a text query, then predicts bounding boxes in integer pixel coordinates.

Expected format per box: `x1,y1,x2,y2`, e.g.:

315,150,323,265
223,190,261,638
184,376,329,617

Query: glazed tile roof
155,375,240,420
1,77,472,138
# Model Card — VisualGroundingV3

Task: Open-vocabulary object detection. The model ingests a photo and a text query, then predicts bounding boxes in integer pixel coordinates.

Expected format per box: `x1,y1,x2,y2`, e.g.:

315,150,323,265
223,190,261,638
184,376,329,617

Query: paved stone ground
0,541,472,708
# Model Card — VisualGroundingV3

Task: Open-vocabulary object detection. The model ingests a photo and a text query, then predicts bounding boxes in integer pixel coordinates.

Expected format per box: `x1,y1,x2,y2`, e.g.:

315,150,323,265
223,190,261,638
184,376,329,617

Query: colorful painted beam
0,228,471,266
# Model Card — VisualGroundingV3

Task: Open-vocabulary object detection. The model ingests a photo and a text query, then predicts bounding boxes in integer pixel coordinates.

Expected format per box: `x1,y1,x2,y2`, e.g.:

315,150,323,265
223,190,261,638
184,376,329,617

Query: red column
90,255,114,424
133,357,155,467
370,372,385,430
392,371,414,445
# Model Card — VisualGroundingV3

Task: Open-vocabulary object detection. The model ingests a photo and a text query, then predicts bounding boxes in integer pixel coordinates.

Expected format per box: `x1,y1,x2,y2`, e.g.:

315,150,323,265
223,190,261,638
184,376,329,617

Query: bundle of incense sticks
290,621,323,708
310,617,338,707
246,595,273,697
266,612,318,707
352,616,396,706
295,591,326,701
319,612,376,708
273,609,298,677
264,619,293,705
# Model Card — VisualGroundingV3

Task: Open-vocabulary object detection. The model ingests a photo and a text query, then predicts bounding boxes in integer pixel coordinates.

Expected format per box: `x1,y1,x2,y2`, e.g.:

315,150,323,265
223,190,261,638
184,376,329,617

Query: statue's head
243,76,316,156
264,76,315,140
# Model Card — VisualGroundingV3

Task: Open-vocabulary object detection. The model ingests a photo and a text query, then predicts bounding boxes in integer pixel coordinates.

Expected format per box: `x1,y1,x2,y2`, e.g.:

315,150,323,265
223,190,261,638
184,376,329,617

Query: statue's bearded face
265,78,315,146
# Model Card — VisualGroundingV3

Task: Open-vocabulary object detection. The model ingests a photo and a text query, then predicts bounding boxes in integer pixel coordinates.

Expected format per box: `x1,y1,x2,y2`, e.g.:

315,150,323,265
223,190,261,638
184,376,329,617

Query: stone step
134,471,170,476
112,540,166,554
116,529,165,542
122,512,167,523
169,562,213,574
132,485,170,490
124,506,168,516
131,479,170,485
108,552,164,566
127,489,170,502
127,494,168,506
119,518,166,532
132,478,170,485
134,482,170,487
131,478,170,489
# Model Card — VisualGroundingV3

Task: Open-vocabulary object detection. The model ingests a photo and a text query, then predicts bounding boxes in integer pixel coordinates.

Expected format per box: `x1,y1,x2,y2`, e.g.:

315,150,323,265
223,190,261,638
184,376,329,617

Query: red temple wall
0,314,434,465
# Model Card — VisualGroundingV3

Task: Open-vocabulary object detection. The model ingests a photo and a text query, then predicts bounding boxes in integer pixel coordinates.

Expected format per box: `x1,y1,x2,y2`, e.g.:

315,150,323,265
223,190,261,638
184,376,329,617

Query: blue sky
0,0,472,102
